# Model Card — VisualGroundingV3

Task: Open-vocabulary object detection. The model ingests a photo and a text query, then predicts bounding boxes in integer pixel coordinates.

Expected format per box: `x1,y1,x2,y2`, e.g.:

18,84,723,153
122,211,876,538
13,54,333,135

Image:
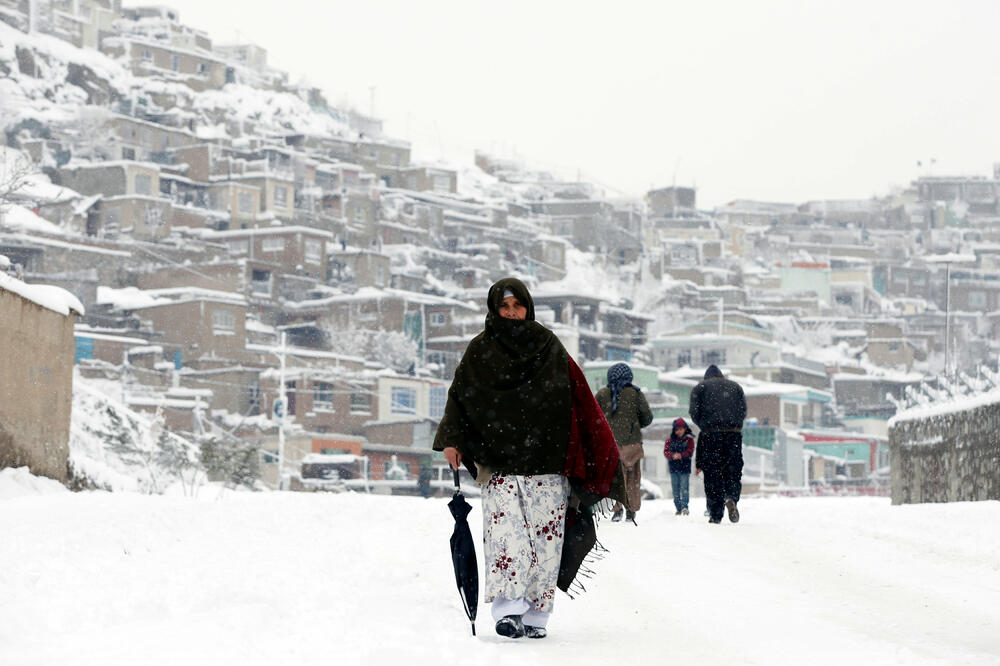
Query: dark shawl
433,278,572,476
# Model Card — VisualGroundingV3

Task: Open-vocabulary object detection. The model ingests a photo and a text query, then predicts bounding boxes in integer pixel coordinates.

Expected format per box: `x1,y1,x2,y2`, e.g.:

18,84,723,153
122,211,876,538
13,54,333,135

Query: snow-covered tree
199,435,261,490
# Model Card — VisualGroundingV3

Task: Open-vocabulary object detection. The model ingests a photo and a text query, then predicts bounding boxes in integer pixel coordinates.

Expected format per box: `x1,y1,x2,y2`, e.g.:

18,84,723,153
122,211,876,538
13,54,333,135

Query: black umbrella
447,468,478,636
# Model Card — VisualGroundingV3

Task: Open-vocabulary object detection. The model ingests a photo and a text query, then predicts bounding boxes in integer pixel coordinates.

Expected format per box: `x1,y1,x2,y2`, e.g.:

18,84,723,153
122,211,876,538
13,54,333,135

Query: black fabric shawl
433,278,572,476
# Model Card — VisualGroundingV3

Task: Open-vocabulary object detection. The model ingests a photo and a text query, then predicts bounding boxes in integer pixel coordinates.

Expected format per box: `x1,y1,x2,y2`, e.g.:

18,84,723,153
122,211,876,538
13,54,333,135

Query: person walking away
689,365,746,524
664,418,695,515
596,362,653,523
434,277,625,640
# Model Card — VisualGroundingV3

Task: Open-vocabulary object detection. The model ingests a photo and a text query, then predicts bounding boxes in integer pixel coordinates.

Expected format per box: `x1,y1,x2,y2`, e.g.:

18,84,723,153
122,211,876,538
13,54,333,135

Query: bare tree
0,147,36,235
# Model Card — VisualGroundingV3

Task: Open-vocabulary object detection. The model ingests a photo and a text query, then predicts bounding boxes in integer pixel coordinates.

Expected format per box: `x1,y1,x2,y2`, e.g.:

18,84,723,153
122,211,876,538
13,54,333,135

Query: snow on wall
0,271,84,316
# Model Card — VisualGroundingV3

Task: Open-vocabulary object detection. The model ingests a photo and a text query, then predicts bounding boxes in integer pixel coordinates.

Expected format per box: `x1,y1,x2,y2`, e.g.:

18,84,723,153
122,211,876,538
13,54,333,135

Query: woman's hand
443,446,462,470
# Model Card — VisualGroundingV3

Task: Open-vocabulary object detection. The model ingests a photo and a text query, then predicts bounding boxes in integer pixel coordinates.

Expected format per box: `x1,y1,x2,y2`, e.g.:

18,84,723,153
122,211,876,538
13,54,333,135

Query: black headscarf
433,278,572,475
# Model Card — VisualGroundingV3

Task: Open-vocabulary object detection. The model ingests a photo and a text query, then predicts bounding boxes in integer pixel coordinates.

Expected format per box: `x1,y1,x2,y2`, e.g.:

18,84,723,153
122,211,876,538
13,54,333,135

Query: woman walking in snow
596,362,653,522
664,418,695,515
434,277,625,640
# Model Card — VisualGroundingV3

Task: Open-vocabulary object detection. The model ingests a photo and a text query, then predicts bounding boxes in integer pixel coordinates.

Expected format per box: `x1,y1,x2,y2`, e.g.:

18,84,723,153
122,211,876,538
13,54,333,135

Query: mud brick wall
0,288,77,482
889,402,1000,504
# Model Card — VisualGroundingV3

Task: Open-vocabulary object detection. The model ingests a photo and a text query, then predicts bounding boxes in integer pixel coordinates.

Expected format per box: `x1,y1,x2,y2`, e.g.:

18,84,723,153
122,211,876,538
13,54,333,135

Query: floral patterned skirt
482,473,570,614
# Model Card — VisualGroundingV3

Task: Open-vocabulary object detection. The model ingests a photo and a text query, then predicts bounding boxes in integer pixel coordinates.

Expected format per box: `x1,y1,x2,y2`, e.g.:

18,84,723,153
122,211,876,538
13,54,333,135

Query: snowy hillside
0,471,997,665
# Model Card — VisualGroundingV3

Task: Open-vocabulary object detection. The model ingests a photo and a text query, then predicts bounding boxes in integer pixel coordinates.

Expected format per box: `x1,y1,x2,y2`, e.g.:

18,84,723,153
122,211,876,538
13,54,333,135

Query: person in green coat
595,363,653,522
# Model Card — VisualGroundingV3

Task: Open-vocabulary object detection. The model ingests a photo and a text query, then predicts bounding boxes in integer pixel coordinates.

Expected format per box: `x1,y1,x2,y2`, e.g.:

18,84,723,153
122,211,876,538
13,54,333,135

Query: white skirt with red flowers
482,473,571,615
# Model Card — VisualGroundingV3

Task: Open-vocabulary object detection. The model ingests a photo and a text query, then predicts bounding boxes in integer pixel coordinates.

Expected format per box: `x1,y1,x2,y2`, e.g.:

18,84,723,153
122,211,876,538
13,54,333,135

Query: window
888,342,900,353
250,269,271,294
197,62,207,75
122,147,136,160
305,239,322,264
701,349,726,366
433,174,451,192
375,263,387,287
212,309,236,334
143,205,163,228
273,185,288,207
547,245,562,264
391,386,417,415
969,290,987,308
429,312,447,327
353,206,365,224
171,55,180,71
229,240,248,255
430,386,446,420
676,349,692,367
237,192,253,214
262,237,285,252
783,402,799,425
312,382,334,410
142,48,152,62
350,392,371,414
134,174,152,195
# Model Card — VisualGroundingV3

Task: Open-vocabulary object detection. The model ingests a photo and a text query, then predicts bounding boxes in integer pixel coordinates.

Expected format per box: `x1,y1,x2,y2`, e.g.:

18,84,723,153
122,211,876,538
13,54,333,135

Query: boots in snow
726,498,740,523
496,615,525,639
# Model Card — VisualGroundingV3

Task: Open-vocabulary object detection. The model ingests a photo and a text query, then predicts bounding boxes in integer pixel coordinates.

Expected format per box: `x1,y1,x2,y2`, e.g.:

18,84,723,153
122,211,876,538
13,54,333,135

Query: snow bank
0,467,68,499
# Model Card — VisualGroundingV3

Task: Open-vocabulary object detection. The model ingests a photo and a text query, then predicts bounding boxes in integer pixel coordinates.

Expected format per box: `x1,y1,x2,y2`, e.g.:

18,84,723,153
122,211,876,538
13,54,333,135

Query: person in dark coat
433,277,625,640
689,364,746,524
595,362,653,522
664,417,695,515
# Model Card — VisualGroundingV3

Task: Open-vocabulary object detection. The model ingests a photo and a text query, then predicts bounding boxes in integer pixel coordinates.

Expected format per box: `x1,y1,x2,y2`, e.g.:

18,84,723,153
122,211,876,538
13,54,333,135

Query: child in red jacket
664,418,695,515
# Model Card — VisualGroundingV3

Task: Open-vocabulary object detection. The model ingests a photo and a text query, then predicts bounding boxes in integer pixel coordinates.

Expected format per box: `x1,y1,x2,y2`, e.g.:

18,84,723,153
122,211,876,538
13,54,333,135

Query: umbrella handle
453,468,461,492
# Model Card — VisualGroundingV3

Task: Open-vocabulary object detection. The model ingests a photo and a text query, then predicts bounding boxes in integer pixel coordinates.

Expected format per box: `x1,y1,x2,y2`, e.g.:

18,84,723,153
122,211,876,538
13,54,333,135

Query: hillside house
91,286,248,366
201,226,331,283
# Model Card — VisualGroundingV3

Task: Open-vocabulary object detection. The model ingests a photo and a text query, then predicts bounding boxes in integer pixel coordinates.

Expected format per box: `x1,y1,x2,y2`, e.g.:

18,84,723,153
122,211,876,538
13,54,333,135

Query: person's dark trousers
670,471,690,512
697,431,744,521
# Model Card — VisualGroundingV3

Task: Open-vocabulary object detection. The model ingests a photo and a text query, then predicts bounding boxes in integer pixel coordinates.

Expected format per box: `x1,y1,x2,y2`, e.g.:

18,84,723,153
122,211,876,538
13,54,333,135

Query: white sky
142,0,1000,208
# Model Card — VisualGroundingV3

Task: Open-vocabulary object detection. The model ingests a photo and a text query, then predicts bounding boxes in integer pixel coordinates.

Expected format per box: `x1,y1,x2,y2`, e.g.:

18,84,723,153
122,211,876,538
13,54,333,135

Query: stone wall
0,288,77,482
888,402,1000,504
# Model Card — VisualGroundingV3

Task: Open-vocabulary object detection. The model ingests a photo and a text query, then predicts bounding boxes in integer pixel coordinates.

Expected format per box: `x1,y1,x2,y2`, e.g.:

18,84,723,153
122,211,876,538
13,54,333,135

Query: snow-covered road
1,475,997,665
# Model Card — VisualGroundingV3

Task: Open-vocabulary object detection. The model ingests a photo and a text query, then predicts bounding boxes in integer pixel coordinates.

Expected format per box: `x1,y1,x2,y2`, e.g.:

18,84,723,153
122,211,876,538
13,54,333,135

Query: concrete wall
889,402,1000,504
0,288,77,482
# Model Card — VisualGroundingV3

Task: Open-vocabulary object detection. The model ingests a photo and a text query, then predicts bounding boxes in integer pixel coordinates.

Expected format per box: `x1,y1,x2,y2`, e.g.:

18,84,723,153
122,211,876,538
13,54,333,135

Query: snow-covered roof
96,286,246,309
0,204,65,235
198,226,334,240
301,453,364,465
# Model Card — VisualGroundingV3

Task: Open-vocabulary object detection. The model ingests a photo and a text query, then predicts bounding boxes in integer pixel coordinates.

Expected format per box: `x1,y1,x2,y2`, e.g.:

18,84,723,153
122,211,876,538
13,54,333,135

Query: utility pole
277,331,286,490
944,262,951,378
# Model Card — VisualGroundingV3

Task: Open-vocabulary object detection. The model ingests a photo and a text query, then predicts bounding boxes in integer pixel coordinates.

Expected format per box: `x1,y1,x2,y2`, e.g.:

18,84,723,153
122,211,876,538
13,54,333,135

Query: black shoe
626,510,636,522
708,517,722,524
611,510,623,522
524,625,547,639
726,498,740,523
495,615,525,638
